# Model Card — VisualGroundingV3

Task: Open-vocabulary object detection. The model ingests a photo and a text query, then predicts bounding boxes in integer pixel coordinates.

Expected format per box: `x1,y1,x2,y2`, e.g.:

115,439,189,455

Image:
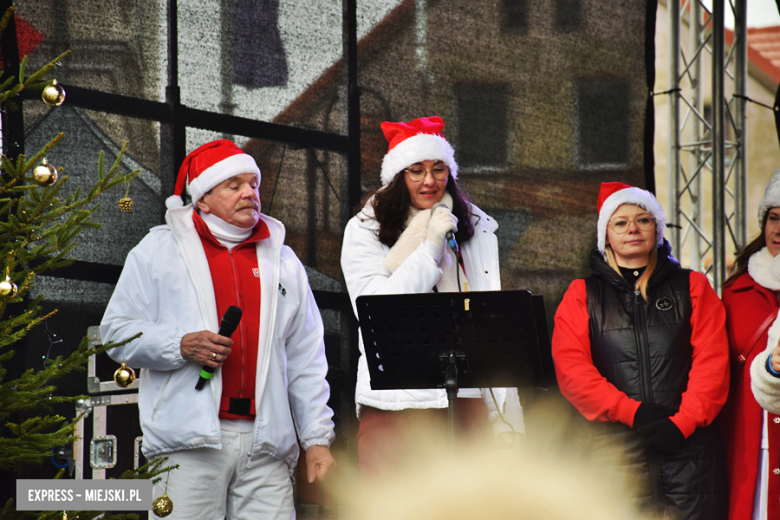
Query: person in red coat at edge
722,170,780,520
552,182,730,520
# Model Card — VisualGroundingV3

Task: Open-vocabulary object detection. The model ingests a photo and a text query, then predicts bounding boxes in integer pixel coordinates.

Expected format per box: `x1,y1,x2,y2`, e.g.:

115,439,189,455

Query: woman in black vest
552,182,730,519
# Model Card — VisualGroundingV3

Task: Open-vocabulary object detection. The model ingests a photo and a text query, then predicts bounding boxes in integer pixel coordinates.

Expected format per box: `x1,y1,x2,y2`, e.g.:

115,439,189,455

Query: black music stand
356,290,547,447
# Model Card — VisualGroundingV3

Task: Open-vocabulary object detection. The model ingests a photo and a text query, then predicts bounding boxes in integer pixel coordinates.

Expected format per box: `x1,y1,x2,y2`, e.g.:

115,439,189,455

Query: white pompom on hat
165,139,261,209
380,116,458,186
758,169,780,226
597,181,666,257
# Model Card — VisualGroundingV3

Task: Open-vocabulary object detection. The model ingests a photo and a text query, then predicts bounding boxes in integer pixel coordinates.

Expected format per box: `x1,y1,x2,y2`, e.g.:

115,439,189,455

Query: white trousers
152,426,294,520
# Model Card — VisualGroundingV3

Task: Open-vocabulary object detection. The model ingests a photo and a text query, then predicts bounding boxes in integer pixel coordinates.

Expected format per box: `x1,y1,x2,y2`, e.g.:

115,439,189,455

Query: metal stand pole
443,351,460,451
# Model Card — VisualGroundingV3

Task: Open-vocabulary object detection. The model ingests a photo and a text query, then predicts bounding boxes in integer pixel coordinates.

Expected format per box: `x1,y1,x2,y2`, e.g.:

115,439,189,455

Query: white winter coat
100,206,335,465
341,201,525,435
752,319,780,414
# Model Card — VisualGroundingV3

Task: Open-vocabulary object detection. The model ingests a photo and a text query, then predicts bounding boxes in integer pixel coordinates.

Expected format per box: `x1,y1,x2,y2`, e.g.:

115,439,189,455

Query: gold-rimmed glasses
608,214,656,234
404,163,450,182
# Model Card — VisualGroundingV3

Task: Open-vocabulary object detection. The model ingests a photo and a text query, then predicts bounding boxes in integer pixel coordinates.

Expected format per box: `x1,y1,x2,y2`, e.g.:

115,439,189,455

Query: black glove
637,418,686,454
633,403,673,430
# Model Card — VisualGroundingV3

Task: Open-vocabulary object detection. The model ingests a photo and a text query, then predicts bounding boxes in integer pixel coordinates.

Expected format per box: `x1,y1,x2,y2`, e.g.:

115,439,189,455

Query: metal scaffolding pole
733,0,748,253
666,0,748,294
668,0,681,255
712,0,726,290
690,0,704,273
688,2,707,271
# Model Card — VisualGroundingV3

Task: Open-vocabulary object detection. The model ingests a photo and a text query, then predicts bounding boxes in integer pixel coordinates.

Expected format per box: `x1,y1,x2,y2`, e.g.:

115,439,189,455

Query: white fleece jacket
100,205,335,464
341,198,525,436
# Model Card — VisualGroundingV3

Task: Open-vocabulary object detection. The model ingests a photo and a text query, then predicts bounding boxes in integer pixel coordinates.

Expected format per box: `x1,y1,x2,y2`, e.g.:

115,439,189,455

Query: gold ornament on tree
153,471,174,517
41,79,66,106
118,181,134,212
153,494,173,517
33,158,59,187
114,338,136,387
0,276,18,300
113,361,136,387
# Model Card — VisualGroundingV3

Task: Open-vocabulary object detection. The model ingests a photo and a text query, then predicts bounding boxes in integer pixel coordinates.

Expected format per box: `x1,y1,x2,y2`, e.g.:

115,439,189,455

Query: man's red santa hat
380,116,458,186
166,140,261,209
596,181,666,257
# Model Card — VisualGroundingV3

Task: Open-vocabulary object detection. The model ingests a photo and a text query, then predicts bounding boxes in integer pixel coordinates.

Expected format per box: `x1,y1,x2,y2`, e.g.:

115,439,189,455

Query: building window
501,0,528,34
576,80,630,168
556,0,581,32
455,83,510,169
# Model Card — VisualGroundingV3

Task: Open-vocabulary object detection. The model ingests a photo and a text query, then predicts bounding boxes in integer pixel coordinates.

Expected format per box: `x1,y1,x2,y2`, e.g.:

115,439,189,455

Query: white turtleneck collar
200,211,253,250
748,246,780,291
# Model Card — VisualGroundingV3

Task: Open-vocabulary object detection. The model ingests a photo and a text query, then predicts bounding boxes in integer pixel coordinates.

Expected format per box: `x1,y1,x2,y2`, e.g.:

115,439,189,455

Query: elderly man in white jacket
101,140,334,520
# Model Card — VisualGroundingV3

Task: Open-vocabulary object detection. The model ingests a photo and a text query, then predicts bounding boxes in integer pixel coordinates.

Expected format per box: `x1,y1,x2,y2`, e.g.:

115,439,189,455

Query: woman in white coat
340,116,524,478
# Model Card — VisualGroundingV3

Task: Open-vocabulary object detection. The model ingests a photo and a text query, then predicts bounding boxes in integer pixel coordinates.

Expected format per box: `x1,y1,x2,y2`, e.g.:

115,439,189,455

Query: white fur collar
383,193,456,288
748,246,780,291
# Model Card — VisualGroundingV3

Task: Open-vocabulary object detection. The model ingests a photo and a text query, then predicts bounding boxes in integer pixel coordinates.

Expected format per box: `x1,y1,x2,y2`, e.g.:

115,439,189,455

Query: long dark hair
724,211,769,287
367,172,475,248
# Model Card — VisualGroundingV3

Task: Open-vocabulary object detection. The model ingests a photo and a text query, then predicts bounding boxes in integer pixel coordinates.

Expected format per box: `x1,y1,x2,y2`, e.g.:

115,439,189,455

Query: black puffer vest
584,241,727,520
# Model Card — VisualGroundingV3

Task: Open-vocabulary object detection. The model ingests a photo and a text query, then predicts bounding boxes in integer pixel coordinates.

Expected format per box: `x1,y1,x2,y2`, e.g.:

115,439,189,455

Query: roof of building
270,0,414,127
725,25,780,87
747,26,780,84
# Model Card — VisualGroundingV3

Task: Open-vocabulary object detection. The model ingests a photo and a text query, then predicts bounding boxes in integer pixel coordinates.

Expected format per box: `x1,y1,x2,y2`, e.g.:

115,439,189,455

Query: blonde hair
604,244,658,302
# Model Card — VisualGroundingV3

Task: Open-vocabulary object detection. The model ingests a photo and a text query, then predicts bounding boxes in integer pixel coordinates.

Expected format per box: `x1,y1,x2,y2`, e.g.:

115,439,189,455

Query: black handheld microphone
431,202,459,257
195,306,242,390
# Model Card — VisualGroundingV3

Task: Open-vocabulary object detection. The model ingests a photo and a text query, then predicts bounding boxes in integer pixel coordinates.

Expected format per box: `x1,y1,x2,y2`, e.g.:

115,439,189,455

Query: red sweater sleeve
552,279,641,427
668,271,731,438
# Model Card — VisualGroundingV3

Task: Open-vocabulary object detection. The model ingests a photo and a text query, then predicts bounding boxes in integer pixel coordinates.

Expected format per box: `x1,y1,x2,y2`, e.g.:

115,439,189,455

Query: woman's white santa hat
380,116,458,186
166,139,261,209
758,169,780,226
596,181,666,257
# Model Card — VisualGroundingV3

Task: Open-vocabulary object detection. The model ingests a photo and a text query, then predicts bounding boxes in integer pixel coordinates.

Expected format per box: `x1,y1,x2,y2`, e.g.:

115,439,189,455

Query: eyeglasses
404,164,450,182
608,214,656,234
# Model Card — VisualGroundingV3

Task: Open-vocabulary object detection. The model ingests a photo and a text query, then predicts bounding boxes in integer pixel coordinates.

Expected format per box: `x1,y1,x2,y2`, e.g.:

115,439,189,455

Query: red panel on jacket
193,211,270,420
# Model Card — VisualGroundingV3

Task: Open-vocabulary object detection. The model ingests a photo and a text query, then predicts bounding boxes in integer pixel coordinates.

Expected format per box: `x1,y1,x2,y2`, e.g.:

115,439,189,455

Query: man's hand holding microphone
180,306,242,390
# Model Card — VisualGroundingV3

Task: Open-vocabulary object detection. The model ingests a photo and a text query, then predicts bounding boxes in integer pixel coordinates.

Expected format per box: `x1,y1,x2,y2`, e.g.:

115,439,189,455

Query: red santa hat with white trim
165,139,261,209
380,116,458,186
596,181,666,257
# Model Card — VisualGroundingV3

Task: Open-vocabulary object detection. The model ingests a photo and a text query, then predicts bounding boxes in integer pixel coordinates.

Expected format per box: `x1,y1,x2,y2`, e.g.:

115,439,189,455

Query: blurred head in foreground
351,400,649,520
354,447,647,520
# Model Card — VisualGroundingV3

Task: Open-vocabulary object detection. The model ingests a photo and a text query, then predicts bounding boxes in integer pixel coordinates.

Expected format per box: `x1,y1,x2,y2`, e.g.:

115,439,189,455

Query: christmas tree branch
23,134,64,176
0,8,153,514
0,48,71,107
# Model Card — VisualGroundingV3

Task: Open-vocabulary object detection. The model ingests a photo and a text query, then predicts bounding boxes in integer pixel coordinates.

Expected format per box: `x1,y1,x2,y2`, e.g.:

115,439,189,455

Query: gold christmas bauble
113,363,136,387
118,197,134,212
152,494,173,517
42,80,66,106
0,277,18,299
33,158,58,187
